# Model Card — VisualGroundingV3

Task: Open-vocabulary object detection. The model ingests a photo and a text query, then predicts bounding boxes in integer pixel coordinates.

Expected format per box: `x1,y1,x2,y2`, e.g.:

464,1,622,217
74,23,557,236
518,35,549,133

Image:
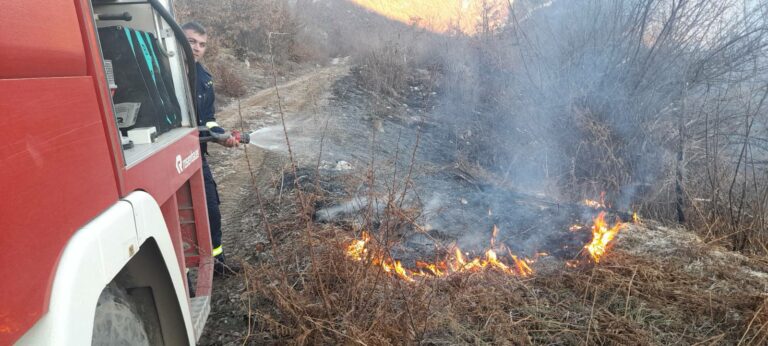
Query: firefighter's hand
220,136,239,148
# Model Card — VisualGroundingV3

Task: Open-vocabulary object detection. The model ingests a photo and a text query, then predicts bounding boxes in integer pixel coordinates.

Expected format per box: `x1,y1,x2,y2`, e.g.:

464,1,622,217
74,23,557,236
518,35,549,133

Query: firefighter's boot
214,254,241,277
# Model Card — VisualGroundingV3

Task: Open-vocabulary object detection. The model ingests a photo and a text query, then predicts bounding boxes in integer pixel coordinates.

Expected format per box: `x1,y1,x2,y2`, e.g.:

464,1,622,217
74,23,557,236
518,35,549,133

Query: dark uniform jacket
196,62,216,154
195,62,223,249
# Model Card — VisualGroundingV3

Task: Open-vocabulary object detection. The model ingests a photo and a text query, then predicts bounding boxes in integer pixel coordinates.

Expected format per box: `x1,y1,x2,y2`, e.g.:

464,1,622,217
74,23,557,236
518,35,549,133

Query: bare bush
355,42,410,97
207,61,246,98
432,0,768,252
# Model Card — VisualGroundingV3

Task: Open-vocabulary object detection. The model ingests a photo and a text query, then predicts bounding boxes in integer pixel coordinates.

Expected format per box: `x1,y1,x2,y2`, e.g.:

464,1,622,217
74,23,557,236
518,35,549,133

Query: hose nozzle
233,130,250,144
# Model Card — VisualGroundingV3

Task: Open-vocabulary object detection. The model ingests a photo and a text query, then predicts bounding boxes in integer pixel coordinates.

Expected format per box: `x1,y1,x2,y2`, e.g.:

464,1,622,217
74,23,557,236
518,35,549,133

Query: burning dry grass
344,226,535,282
237,215,768,345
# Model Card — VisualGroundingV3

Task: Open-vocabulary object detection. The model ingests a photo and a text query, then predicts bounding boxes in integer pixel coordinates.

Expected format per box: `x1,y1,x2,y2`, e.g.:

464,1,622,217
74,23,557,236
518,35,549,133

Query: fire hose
198,126,251,144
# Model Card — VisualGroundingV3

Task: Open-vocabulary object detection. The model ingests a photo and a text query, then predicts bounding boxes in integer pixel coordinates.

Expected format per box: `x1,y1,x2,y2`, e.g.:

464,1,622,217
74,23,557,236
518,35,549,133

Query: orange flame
345,231,370,261
345,201,639,280
585,212,626,263
416,260,445,276
511,253,534,276
392,260,414,282
583,191,609,209
345,227,535,282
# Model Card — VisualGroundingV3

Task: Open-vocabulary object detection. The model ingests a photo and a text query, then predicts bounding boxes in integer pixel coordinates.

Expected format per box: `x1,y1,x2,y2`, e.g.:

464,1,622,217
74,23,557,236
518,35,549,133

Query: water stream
248,126,286,151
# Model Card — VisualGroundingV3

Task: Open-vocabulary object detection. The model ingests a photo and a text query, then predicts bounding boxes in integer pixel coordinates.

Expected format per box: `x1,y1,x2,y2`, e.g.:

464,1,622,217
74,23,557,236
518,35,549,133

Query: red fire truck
1,0,214,344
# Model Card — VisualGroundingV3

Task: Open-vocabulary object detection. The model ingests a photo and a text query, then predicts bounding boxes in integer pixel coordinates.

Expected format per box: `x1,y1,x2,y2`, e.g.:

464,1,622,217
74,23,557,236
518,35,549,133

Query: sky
347,0,510,35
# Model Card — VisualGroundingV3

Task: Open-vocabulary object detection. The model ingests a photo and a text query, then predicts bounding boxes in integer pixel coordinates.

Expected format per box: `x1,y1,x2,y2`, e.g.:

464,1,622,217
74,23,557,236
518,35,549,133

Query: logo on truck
175,149,200,174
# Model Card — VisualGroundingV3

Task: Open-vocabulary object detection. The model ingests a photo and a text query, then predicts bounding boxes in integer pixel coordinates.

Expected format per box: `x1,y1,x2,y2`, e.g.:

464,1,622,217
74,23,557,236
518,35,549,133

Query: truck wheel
91,282,151,346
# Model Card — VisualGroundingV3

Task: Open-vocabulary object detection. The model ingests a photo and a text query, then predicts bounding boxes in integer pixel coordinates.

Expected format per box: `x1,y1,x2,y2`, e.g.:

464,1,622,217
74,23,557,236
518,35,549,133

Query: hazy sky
347,0,510,34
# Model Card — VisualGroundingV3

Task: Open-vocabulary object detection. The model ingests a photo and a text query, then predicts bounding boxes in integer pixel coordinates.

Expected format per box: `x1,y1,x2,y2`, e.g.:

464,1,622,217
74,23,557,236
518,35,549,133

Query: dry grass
208,1,768,342
232,26,768,343
233,183,768,345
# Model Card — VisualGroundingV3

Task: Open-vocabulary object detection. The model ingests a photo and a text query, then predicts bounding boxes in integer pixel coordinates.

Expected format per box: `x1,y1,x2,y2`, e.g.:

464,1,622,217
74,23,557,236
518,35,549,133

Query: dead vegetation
355,42,409,98
175,0,324,64
430,0,768,256
207,61,247,98
229,54,768,344
235,199,768,345
175,0,768,344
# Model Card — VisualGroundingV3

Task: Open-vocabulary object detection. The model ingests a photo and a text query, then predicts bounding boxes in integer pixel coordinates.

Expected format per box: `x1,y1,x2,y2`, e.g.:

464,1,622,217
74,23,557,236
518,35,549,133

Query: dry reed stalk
267,33,334,315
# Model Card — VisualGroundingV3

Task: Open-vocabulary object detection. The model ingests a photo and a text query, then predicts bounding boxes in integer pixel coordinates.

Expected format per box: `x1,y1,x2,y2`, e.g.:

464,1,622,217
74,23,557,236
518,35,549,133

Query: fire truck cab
1,0,213,344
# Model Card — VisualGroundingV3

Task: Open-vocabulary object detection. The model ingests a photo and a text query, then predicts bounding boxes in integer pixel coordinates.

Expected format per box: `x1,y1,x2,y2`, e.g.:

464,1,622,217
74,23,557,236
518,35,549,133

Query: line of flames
345,200,637,282
346,226,534,282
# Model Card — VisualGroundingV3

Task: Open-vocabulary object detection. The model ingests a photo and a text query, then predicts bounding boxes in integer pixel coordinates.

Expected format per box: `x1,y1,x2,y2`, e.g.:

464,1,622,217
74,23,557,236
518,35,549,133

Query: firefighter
183,22,238,276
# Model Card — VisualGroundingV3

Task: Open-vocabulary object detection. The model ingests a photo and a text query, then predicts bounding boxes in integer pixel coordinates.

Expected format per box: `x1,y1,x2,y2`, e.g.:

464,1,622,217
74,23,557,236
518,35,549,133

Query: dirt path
218,63,349,125
199,63,349,345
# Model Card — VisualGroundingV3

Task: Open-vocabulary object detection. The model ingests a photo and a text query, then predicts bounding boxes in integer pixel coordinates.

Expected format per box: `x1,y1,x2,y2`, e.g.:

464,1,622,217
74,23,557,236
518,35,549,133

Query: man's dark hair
182,21,207,35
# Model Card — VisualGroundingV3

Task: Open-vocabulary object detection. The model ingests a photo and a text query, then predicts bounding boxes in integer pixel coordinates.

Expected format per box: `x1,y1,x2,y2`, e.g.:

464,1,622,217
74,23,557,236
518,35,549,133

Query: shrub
356,42,409,97
207,60,246,98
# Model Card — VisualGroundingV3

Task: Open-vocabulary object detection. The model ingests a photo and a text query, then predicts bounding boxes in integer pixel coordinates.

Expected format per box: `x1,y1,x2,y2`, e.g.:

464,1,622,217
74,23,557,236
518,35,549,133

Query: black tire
91,282,151,346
